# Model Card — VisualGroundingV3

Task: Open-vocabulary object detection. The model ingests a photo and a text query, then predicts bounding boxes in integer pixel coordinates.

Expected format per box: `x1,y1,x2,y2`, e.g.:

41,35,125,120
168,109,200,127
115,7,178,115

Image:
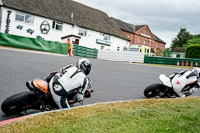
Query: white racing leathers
49,65,90,109
171,71,197,98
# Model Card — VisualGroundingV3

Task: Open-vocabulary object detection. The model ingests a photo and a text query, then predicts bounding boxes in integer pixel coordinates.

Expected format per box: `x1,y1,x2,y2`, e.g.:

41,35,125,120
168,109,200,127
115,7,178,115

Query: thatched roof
1,0,128,40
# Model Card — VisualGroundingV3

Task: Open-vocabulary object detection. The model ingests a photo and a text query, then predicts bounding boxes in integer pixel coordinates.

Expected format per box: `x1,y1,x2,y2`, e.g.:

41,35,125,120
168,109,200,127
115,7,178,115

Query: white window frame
144,40,146,45
78,28,87,36
156,44,159,48
149,41,151,46
15,12,34,24
52,21,63,31
138,38,141,44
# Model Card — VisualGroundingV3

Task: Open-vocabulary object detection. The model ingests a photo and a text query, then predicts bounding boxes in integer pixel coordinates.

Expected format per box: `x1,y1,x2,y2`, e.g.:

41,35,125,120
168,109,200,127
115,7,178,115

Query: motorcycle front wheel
1,91,39,115
144,83,167,98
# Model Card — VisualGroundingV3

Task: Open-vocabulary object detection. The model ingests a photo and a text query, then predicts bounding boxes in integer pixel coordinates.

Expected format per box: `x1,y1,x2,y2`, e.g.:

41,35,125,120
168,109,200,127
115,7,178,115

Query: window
138,38,141,44
149,41,151,46
156,44,159,48
144,40,146,45
15,12,34,24
104,35,110,40
52,21,63,31
147,49,150,53
78,28,87,36
145,30,147,34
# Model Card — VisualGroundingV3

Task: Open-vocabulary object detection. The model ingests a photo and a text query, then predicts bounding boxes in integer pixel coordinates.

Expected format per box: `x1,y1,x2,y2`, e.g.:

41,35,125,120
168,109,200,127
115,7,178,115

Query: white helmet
76,58,92,75
192,67,200,77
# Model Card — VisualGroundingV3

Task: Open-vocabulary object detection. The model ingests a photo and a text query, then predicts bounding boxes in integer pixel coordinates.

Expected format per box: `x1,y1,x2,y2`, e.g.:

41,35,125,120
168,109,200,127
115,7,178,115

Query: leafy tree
185,44,200,58
163,48,171,57
170,28,193,51
187,34,200,45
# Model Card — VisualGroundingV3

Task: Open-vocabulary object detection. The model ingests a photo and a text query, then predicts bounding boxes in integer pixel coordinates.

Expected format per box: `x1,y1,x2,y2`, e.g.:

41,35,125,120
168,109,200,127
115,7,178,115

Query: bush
185,44,200,58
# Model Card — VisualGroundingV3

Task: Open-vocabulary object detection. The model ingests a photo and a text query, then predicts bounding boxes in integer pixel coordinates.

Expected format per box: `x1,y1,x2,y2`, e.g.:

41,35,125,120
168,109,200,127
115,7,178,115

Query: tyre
1,91,38,115
144,83,166,98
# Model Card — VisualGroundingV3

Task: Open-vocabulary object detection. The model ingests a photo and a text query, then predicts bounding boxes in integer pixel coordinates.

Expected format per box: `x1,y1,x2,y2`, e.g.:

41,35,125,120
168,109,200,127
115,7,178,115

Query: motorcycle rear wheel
144,83,166,98
1,91,38,115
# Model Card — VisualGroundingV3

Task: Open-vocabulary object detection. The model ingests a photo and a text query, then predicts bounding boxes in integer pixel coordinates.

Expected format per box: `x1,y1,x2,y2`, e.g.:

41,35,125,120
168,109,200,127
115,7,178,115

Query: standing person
66,39,73,56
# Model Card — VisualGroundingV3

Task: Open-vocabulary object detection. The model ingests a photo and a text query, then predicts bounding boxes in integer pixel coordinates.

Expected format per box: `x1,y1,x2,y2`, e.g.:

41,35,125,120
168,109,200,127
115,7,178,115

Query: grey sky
73,0,200,48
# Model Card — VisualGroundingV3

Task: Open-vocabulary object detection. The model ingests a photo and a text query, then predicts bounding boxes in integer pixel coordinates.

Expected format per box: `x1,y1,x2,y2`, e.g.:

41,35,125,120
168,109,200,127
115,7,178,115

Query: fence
144,56,200,67
98,50,145,63
0,33,68,54
73,45,98,59
0,33,98,58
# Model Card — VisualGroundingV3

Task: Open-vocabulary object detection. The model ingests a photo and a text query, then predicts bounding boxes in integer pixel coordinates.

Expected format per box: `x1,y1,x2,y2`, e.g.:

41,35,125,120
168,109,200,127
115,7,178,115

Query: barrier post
186,61,188,67
177,61,179,66
182,61,184,66
196,62,198,67
191,61,193,67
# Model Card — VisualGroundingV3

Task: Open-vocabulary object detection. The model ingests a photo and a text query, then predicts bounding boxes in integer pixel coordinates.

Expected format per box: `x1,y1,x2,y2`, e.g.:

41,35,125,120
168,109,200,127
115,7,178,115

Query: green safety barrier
73,44,98,59
144,56,200,67
0,33,68,55
0,33,98,58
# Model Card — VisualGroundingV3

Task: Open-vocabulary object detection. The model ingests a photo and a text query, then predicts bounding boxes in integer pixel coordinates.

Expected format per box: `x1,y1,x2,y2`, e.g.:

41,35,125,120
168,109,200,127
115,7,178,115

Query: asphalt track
0,47,199,122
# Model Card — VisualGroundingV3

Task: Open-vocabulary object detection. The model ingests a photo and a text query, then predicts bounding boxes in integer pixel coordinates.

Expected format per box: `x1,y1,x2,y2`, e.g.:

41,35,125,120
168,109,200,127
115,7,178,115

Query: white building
0,0,129,51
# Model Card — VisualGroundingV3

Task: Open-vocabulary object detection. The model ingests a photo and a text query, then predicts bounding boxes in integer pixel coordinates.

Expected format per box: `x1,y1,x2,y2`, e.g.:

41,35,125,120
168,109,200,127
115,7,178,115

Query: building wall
123,31,134,44
0,7,128,51
122,25,165,53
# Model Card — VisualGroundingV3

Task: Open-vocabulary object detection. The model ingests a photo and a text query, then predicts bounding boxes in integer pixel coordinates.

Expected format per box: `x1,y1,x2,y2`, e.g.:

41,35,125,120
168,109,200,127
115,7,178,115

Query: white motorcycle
144,71,200,98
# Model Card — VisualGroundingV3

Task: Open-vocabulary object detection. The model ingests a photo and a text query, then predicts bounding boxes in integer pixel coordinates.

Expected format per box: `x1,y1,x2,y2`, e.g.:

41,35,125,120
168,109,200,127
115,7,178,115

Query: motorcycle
1,78,93,115
144,71,199,98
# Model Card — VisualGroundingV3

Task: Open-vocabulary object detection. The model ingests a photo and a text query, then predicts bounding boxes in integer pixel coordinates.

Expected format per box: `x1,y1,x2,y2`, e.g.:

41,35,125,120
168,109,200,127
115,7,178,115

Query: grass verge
1,97,200,133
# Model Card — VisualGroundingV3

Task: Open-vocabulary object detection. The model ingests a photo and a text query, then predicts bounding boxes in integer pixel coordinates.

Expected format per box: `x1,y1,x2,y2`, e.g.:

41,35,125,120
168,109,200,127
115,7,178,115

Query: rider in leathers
46,58,92,109
170,67,200,98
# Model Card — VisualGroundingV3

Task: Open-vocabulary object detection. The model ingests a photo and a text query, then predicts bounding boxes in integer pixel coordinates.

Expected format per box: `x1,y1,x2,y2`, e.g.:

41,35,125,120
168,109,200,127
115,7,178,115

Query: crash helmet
76,58,92,75
192,67,200,78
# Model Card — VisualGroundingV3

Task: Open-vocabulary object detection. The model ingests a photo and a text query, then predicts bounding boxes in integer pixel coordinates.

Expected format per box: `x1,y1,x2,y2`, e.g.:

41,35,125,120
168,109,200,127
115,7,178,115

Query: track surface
0,47,199,121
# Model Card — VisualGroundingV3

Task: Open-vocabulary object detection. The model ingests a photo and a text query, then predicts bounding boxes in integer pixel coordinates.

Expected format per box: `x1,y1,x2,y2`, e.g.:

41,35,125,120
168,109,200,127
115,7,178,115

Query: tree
170,28,193,51
163,48,171,57
185,44,200,58
187,34,200,45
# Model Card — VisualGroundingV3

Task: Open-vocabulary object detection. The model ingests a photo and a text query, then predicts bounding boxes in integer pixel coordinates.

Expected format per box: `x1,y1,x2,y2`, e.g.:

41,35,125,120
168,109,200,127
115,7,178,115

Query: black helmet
76,58,92,75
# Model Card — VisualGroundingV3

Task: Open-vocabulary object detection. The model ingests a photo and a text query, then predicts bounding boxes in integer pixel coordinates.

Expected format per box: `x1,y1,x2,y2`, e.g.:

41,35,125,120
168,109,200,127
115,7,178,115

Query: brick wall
122,25,165,54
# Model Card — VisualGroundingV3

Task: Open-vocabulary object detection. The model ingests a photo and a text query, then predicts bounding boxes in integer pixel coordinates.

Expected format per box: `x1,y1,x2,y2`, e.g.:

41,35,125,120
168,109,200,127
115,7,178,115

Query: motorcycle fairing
172,71,197,92
159,74,172,87
33,79,48,94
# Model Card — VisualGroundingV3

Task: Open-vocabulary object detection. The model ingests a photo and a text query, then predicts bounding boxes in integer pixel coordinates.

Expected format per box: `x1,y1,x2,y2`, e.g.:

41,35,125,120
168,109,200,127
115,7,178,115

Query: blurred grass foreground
1,97,200,133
